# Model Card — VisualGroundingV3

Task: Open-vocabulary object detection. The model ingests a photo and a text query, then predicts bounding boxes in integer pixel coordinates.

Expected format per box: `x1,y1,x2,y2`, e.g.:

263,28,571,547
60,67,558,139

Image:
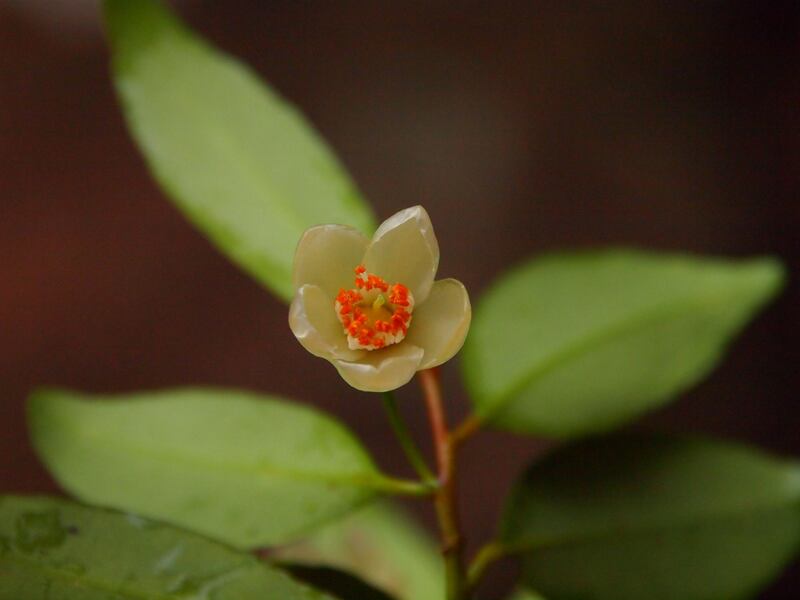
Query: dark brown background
1,1,798,597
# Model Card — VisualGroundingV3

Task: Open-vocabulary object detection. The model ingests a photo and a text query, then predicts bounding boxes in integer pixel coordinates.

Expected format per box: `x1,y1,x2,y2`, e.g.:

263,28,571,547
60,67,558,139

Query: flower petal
289,284,366,361
292,224,369,295
363,206,439,303
333,343,425,392
405,278,471,369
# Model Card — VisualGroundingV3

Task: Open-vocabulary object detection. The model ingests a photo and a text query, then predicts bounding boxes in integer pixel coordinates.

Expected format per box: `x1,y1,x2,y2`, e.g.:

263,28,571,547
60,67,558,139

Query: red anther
391,312,409,332
389,284,409,305
338,265,414,349
367,274,384,291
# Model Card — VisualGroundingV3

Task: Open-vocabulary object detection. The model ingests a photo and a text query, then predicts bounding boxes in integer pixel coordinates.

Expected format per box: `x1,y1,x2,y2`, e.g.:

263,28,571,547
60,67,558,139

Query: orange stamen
334,265,415,350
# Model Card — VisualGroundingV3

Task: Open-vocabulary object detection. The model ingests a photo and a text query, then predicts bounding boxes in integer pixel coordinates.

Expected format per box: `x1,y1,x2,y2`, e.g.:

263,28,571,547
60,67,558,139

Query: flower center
335,265,414,350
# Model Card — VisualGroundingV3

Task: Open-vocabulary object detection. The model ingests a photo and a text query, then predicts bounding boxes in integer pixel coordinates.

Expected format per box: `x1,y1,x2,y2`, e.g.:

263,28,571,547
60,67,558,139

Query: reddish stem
419,368,465,600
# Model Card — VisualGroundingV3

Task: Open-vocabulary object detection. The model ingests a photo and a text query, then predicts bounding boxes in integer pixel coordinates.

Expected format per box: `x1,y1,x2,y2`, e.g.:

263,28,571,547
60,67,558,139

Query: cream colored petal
405,278,471,369
292,224,369,295
289,284,366,361
333,343,425,392
363,206,439,304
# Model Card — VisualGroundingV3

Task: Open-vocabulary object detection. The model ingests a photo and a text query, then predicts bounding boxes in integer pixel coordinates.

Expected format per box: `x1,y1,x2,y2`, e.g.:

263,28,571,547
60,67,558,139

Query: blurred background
1,1,798,597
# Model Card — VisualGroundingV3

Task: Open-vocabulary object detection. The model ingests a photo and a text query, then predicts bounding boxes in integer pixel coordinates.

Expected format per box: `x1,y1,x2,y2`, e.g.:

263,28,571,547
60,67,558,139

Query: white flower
289,206,471,392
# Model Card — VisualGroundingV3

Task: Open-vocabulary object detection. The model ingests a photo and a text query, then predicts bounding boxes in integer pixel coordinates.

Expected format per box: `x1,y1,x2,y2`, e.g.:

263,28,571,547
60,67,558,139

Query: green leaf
0,495,336,599
103,0,376,302
501,434,800,600
462,250,784,436
272,501,444,600
28,387,389,549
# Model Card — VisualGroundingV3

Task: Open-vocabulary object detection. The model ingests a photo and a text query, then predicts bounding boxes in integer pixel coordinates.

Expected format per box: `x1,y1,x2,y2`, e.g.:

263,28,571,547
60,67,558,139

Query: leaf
0,495,336,599
501,434,800,600
272,501,444,600
462,250,784,436
28,387,390,549
103,0,376,302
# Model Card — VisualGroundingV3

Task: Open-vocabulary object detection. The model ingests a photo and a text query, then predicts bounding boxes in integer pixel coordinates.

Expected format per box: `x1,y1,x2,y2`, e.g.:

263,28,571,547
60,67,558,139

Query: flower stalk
380,391,437,486
419,368,466,600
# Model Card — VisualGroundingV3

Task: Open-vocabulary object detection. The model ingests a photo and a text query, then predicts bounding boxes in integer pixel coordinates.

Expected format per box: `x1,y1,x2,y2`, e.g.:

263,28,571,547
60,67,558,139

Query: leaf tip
26,386,56,424
750,255,787,296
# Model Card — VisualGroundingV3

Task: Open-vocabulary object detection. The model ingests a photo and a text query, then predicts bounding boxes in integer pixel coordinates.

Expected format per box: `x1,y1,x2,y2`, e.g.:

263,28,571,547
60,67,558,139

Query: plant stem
451,413,482,447
418,368,465,600
381,391,437,485
466,541,506,592
375,475,435,496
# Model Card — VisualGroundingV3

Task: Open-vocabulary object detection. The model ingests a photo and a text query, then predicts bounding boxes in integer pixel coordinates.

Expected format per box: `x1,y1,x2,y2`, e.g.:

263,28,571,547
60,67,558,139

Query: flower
289,206,471,392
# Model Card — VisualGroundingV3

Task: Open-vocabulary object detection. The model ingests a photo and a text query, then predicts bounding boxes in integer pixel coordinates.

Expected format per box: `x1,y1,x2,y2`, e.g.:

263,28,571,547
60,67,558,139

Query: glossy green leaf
104,0,376,301
463,250,784,436
0,495,335,599
28,388,389,549
272,501,444,600
502,435,800,600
